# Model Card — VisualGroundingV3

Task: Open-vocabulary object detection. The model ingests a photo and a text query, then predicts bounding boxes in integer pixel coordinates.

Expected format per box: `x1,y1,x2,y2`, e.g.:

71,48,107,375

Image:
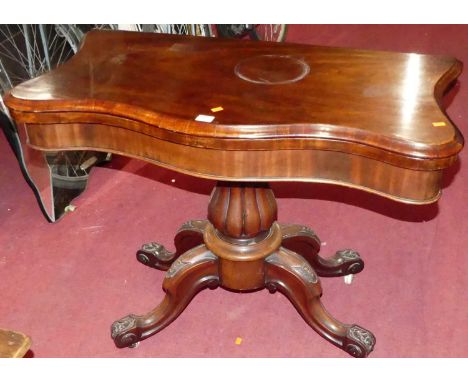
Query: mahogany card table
4,30,464,357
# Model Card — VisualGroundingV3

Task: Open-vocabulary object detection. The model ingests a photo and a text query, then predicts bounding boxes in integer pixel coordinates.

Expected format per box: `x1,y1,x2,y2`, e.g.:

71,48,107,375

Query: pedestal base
111,183,376,357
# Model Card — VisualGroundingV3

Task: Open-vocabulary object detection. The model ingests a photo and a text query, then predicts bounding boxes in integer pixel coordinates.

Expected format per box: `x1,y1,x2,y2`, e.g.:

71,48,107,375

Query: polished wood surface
19,121,447,203
136,220,207,271
4,30,464,204
3,31,463,357
0,328,31,358
114,183,376,357
208,182,277,238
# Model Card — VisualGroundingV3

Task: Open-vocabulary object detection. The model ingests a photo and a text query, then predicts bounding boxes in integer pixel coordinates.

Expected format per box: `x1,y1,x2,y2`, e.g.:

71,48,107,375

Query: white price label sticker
195,114,215,123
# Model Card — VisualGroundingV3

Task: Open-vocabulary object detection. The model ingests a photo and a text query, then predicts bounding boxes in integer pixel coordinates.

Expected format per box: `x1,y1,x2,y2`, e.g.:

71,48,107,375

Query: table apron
24,122,443,205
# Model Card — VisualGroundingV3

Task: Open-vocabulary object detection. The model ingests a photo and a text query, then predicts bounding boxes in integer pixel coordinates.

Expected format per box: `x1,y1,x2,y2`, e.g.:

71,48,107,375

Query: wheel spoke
32,26,48,76
0,47,30,73
54,38,70,67
0,26,29,65
0,58,13,89
40,30,51,68
23,24,38,78
3,25,28,62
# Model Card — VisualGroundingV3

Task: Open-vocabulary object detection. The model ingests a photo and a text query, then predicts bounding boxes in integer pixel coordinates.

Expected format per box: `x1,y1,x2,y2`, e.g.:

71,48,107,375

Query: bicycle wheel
0,25,111,221
249,24,288,42
122,24,212,36
215,24,251,39
214,24,287,42
0,25,78,91
1,24,210,222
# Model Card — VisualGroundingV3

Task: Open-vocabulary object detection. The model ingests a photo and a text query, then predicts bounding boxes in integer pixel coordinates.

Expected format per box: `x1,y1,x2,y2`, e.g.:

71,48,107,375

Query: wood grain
208,183,277,238
5,30,463,156
22,121,444,204
0,328,31,358
3,30,464,204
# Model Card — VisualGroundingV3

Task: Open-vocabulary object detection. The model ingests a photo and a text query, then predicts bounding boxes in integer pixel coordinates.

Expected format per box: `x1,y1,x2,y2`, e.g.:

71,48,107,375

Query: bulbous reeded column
205,182,281,291
207,182,277,239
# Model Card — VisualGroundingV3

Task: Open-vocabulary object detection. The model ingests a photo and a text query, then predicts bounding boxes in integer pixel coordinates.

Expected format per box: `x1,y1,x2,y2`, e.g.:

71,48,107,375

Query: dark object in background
215,24,287,41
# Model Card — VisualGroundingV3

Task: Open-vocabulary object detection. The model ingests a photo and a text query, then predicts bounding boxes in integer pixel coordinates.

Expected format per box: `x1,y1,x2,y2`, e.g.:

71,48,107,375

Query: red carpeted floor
0,25,467,358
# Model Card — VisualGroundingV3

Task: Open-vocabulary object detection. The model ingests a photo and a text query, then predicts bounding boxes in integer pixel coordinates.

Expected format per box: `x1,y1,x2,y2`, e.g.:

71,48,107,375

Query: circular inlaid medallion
234,54,310,85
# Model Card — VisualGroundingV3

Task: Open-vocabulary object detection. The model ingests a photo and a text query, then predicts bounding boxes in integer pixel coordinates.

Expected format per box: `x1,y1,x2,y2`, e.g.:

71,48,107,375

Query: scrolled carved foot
136,220,207,271
343,325,376,358
113,245,219,348
264,247,376,358
280,223,364,277
333,249,364,275
111,314,141,348
137,242,175,270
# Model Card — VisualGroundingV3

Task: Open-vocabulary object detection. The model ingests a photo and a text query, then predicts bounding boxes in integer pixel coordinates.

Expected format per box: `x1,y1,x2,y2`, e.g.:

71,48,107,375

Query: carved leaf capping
140,242,173,262
111,314,137,339
337,249,360,260
266,250,318,284
348,325,376,353
165,250,217,279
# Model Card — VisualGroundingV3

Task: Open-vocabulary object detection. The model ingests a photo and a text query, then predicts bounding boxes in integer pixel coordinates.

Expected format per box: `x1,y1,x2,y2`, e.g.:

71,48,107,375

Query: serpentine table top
4,30,463,203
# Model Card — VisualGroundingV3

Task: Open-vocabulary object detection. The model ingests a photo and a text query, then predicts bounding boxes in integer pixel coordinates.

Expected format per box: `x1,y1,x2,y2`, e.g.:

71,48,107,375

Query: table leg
264,247,375,357
111,244,219,348
281,223,364,277
136,220,207,270
112,181,376,357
